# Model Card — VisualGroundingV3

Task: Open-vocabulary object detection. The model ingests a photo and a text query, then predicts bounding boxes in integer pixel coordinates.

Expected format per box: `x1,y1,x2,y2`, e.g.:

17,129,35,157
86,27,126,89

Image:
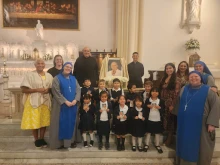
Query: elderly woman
47,55,63,77
20,58,53,148
194,61,218,93
49,62,81,150
174,71,219,165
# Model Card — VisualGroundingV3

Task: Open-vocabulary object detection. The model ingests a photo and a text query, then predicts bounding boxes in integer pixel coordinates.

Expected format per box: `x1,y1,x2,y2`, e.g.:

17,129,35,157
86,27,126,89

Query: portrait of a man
106,59,122,77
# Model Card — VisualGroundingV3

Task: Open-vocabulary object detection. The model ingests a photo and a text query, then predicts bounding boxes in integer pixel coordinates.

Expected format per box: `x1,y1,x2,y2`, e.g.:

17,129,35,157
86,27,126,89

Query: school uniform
80,86,95,103
144,98,165,134
78,103,95,132
110,88,124,109
130,107,146,137
114,105,130,135
96,101,112,136
125,92,138,108
142,91,150,103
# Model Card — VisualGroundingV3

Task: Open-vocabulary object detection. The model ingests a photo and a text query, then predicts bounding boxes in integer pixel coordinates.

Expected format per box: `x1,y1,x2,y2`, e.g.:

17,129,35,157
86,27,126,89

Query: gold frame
1,0,80,31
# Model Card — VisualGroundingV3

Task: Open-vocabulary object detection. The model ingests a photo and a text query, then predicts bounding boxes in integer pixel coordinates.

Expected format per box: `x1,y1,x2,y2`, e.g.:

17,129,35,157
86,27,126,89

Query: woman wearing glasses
20,58,53,148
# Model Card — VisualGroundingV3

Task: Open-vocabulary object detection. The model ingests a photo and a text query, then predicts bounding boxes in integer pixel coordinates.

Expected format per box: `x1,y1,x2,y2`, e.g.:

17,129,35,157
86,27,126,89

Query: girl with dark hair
144,87,165,153
159,63,181,146
96,91,112,150
47,55,64,77
130,95,146,152
78,94,95,147
176,61,189,87
114,95,130,151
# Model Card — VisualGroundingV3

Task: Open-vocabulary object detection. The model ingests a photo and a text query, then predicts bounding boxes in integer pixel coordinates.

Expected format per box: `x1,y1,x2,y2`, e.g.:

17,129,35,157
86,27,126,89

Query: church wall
0,0,116,52
141,0,220,78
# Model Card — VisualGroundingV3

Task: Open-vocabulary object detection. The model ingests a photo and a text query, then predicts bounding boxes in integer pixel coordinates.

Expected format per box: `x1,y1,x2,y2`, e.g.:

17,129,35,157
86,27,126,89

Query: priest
127,52,144,88
173,71,220,165
73,47,99,87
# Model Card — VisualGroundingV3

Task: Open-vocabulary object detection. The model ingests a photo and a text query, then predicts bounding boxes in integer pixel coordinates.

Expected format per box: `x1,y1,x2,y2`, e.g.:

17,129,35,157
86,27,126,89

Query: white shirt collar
135,107,143,112
112,88,121,92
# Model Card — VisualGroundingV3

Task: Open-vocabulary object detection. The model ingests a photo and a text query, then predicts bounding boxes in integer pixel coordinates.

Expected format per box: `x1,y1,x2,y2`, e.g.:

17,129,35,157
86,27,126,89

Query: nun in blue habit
194,61,218,93
173,71,220,165
50,62,81,149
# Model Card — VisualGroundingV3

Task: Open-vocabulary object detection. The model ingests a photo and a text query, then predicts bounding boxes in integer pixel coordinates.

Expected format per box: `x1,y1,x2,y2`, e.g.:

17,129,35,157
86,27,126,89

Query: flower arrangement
185,38,200,50
43,54,53,61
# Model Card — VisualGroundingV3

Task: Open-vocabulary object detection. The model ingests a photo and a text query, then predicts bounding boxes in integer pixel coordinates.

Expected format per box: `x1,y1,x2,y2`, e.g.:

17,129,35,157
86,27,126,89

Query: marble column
116,0,144,63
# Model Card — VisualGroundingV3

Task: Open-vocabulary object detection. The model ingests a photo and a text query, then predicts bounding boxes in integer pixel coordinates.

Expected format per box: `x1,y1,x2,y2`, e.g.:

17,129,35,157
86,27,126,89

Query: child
94,79,109,105
110,78,124,109
96,91,112,150
130,95,146,152
142,81,153,103
110,78,124,132
126,83,137,108
78,94,95,147
81,78,95,104
114,95,129,151
144,87,164,153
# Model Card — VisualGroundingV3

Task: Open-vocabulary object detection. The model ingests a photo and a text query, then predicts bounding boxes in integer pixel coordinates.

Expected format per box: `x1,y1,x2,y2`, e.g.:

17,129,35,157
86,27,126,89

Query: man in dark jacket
127,52,144,88
73,47,99,87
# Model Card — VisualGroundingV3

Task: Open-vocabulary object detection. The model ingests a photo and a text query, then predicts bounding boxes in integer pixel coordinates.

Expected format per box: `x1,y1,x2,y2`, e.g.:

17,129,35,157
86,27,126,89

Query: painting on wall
2,0,79,30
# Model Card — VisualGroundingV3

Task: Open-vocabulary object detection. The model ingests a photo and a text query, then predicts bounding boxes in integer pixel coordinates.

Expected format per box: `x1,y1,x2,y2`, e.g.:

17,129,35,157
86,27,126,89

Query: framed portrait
106,58,123,77
2,0,79,30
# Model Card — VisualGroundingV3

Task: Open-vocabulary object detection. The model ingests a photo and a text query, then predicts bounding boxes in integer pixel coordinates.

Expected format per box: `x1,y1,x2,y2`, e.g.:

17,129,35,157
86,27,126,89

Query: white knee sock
138,137,142,147
145,133,151,146
89,132,94,141
155,134,160,146
82,133,87,142
132,136,136,146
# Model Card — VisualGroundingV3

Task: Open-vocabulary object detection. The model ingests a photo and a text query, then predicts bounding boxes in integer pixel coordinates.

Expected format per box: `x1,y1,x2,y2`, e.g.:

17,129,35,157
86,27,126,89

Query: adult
174,71,219,165
127,52,144,88
159,63,181,146
106,62,122,77
50,62,81,149
176,61,189,87
47,55,63,77
73,47,99,87
194,61,218,93
20,58,53,148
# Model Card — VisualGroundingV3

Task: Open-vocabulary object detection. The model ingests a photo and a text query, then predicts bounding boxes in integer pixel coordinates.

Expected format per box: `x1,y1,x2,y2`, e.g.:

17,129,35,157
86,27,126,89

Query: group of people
7,1,76,14
20,47,219,165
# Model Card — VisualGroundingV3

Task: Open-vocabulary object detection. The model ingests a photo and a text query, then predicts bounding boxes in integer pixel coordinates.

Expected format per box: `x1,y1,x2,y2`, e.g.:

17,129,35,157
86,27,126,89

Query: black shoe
155,146,163,154
34,139,42,148
98,142,103,150
71,142,77,148
132,146,136,152
57,145,65,149
40,139,47,148
89,140,94,147
121,144,125,151
105,142,110,150
138,146,143,152
143,145,149,152
84,141,88,148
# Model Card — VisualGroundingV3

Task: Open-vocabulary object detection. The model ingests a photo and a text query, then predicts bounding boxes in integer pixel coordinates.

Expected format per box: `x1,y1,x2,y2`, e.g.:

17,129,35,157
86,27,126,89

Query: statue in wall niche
188,0,200,22
180,0,202,33
35,20,44,40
